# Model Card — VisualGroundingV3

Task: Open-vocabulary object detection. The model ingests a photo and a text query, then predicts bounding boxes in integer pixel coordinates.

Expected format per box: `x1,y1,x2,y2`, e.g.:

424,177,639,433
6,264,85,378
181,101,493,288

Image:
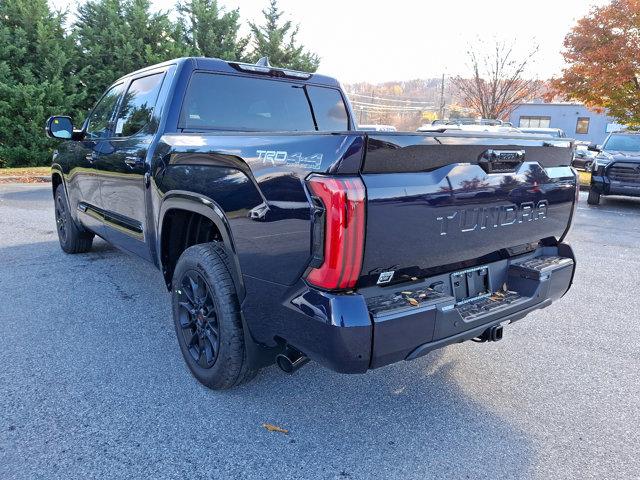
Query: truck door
96,71,166,260
72,82,125,235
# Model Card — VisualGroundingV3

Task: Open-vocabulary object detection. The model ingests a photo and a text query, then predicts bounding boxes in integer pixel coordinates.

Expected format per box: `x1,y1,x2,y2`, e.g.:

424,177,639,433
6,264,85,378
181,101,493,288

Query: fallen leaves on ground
262,423,289,434
0,167,50,177
0,176,49,183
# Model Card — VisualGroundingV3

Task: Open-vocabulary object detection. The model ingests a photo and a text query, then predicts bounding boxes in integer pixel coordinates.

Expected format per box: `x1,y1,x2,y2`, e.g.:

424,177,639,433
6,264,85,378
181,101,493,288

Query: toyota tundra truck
46,57,578,389
587,131,640,205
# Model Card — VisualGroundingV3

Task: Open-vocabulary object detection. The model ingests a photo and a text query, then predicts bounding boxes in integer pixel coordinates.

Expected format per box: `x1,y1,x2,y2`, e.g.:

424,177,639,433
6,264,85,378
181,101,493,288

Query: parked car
417,119,521,134
588,131,640,205
572,144,598,171
357,124,397,132
518,127,567,138
45,57,578,389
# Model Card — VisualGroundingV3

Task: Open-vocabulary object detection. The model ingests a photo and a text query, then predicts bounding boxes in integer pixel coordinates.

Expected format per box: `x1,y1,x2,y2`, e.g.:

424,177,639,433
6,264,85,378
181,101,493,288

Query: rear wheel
587,188,601,205
171,243,257,390
54,185,94,253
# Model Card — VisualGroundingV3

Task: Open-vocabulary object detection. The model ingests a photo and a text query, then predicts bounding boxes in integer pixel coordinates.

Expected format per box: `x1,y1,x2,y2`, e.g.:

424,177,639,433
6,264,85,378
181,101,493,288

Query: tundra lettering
46,57,577,390
437,200,549,236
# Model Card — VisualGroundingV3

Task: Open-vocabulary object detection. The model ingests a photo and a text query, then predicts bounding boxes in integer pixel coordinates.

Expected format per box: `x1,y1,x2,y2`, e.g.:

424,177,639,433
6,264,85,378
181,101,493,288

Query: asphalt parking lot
1,183,639,480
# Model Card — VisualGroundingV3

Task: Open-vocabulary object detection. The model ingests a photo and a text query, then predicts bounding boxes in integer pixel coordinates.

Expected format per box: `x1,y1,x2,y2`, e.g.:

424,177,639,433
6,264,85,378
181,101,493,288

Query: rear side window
306,86,349,131
179,72,348,132
115,72,165,137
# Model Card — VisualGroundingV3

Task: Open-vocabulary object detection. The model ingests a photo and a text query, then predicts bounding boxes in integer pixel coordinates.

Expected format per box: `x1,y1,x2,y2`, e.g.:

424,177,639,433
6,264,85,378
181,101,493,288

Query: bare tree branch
452,41,540,120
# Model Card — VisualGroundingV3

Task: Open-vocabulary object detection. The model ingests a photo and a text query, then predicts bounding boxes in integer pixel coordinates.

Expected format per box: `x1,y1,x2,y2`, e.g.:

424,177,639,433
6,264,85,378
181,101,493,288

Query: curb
0,176,51,183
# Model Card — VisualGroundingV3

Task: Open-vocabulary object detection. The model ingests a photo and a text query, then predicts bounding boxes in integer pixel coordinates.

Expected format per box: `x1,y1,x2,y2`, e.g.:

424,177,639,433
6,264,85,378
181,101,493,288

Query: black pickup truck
46,57,578,389
587,131,640,205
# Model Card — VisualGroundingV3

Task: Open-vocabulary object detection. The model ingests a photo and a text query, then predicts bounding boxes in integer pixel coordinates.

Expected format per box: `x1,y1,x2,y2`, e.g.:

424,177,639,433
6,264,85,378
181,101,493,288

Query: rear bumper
242,244,575,374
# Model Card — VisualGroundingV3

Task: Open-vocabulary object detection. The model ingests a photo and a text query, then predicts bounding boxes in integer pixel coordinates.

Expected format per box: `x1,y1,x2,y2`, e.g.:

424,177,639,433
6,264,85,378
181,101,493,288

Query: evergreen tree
177,0,248,60
0,0,322,167
0,0,80,167
74,0,186,110
248,0,320,72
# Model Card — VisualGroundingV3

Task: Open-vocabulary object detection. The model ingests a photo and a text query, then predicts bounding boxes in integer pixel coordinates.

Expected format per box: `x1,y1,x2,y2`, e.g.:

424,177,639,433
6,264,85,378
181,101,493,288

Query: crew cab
46,57,578,389
588,131,640,205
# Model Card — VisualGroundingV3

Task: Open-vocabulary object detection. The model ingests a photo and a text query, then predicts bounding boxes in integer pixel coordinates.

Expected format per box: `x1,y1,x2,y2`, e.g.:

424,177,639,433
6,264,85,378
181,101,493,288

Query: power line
350,101,430,112
351,105,430,113
346,91,435,105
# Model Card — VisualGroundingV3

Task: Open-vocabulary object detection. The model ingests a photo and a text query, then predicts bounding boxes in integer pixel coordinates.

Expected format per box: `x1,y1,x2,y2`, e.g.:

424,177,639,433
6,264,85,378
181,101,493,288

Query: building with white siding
509,103,623,144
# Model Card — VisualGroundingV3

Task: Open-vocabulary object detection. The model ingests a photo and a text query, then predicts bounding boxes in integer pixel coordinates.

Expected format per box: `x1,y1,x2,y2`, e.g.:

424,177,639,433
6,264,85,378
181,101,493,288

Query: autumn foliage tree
550,0,640,125
452,41,541,120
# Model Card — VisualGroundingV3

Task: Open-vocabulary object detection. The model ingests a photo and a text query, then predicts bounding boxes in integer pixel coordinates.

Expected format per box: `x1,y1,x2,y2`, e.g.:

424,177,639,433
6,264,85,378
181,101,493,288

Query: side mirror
45,116,75,140
587,143,601,152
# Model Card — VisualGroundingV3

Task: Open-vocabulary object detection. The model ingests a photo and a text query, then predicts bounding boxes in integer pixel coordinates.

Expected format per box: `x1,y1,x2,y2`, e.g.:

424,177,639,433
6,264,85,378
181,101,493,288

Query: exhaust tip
493,325,504,341
276,348,309,374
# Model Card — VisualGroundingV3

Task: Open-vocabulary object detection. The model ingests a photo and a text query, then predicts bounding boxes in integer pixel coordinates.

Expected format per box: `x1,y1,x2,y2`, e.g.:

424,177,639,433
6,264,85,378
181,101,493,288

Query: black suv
589,131,640,205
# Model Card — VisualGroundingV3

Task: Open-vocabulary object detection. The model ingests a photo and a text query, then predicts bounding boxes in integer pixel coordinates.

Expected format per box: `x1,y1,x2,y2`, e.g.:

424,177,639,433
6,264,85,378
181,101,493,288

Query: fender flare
157,191,245,299
50,163,65,196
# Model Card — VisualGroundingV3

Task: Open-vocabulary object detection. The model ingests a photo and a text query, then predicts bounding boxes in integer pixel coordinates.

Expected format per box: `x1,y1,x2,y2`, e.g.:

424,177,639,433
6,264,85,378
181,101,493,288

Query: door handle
124,156,144,169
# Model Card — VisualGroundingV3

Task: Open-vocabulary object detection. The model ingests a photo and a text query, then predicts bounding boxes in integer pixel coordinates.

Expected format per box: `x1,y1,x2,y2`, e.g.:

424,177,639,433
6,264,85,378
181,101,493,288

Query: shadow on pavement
0,238,535,479
589,194,640,209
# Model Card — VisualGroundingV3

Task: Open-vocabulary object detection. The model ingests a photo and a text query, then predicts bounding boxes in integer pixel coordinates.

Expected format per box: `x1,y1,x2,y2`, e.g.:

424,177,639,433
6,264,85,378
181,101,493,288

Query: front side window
518,116,551,128
179,73,348,132
576,117,590,134
115,73,165,137
86,84,125,140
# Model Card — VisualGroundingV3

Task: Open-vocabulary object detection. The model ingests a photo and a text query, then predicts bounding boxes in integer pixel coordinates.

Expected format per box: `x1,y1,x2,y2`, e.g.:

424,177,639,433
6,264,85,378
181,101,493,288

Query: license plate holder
451,266,490,304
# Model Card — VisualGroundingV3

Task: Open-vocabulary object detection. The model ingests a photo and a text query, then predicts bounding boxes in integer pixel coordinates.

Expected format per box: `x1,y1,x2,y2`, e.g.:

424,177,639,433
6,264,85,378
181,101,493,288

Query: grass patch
0,166,50,177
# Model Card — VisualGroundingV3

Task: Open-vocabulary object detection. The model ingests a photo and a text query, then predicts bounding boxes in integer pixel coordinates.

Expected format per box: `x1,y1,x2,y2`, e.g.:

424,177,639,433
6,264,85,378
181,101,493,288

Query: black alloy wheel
54,191,68,243
53,185,94,254
171,242,257,389
177,270,221,368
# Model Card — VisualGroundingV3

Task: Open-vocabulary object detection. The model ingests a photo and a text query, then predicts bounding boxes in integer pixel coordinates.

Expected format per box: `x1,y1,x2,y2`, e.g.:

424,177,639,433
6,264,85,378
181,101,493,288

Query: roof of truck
118,57,340,87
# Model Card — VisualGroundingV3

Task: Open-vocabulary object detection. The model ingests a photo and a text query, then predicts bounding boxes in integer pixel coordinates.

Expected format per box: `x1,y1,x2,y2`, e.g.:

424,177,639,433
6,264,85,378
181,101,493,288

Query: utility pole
369,89,375,124
438,73,445,120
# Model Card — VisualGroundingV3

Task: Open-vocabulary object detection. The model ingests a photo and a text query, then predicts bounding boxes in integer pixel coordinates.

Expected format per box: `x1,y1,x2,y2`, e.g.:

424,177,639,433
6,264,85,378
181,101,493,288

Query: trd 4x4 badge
256,150,323,169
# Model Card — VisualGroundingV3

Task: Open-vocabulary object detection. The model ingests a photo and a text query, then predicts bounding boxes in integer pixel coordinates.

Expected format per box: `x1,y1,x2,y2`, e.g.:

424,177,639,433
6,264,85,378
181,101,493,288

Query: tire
54,185,94,253
171,243,257,389
587,188,601,205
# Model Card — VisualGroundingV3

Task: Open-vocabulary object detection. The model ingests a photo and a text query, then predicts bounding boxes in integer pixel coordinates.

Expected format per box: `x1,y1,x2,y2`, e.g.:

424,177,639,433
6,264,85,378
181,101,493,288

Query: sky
51,0,610,83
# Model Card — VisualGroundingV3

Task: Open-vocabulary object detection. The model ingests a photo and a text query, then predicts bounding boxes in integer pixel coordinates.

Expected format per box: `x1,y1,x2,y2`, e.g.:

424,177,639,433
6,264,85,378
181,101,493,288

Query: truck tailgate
359,133,577,287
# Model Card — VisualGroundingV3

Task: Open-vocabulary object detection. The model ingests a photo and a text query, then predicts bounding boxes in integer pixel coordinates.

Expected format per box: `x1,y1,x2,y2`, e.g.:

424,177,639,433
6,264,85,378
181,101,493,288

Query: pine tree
74,0,186,110
0,0,80,166
177,0,248,60
248,0,320,72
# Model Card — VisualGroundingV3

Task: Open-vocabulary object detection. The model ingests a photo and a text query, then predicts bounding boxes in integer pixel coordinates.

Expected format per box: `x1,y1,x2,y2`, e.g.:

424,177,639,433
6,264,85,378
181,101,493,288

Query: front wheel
54,185,94,253
171,243,257,390
587,188,601,205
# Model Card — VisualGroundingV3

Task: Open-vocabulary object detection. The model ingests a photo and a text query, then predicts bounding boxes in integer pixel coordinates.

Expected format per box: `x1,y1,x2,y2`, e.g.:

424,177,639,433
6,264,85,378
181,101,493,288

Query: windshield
603,134,640,152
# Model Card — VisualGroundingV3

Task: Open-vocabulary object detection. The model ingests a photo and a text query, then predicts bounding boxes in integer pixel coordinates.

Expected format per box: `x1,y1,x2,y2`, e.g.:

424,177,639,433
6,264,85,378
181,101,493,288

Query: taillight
305,175,366,290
